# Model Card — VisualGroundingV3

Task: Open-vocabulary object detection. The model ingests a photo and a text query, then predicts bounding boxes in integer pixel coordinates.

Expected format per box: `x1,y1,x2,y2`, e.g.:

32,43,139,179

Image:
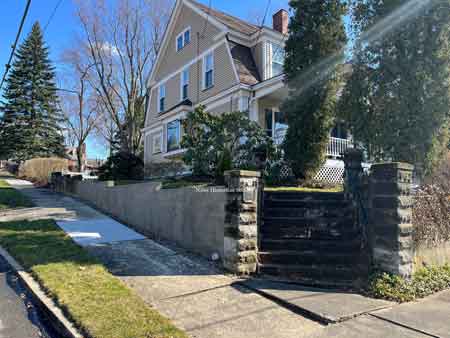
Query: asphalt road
0,255,55,338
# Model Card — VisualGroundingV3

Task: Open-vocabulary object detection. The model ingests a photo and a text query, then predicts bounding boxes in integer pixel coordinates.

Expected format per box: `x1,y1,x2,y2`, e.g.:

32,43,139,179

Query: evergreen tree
0,22,65,162
282,0,347,180
340,0,450,175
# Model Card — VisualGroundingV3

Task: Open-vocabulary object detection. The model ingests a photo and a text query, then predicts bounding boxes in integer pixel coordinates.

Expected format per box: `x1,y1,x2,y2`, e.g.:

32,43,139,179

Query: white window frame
176,27,191,52
158,83,166,113
202,52,214,90
152,133,163,154
180,68,189,101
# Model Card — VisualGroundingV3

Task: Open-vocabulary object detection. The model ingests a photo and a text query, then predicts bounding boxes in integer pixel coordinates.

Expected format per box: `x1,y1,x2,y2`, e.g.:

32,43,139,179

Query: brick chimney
273,9,288,35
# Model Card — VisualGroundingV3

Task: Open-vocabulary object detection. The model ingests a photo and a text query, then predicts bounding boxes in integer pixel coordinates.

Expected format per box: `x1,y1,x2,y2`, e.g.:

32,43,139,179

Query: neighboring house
143,0,351,182
65,145,87,171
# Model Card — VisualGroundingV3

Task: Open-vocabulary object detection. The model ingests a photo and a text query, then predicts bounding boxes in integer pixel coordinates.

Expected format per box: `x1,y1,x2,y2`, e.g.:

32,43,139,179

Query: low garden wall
52,170,262,275
53,176,228,259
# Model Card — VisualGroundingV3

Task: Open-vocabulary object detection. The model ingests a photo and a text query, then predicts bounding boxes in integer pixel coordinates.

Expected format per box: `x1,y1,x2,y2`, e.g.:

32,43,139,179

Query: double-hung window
203,52,214,89
158,84,166,113
271,43,285,77
167,120,181,152
180,68,189,101
176,27,191,52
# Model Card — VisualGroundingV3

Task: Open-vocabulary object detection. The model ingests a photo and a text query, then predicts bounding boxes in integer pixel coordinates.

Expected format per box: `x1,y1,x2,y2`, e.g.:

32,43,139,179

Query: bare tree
74,0,173,158
59,49,101,171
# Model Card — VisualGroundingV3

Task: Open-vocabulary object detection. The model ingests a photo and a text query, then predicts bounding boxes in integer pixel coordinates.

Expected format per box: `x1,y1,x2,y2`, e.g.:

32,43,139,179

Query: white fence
327,137,352,158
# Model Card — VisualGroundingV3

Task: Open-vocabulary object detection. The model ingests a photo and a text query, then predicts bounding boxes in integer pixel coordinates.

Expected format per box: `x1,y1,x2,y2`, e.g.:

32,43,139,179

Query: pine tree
340,0,450,175
0,22,65,162
282,0,348,180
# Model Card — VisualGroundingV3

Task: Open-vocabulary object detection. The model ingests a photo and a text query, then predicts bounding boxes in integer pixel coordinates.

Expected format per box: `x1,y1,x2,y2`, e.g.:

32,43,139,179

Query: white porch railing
272,129,351,159
327,137,352,158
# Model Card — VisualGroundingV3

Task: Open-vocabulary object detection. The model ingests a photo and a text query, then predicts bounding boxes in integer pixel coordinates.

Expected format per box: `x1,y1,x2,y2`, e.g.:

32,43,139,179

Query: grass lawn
0,179,33,209
0,219,187,338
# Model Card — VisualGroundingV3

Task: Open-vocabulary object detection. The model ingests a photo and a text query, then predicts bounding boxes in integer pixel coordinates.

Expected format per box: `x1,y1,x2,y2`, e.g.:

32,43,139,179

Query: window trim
180,67,189,101
175,27,191,52
202,52,214,90
158,83,166,113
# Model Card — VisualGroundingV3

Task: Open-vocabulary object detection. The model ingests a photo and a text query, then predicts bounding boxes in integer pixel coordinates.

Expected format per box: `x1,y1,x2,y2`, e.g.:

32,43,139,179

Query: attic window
176,27,191,52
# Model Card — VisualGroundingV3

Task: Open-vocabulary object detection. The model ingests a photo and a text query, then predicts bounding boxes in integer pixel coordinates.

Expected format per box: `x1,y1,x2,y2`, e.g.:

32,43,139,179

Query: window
158,84,166,113
167,120,181,152
265,109,288,146
271,43,285,77
184,29,190,45
203,53,214,89
176,27,191,52
152,133,163,154
180,68,189,100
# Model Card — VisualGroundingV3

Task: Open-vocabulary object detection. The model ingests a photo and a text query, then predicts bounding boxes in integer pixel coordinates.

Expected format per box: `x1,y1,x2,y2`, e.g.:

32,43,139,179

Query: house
143,0,352,182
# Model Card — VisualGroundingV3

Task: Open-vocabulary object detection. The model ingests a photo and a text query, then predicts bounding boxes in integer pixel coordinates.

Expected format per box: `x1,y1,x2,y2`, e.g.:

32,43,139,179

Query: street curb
0,245,84,338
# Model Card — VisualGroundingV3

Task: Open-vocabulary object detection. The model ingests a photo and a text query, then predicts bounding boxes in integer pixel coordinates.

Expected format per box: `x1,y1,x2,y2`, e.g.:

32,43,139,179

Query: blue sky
1,0,289,158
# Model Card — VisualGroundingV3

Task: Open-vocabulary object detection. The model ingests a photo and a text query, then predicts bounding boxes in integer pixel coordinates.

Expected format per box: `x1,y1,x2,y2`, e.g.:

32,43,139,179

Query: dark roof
188,0,260,36
229,41,261,85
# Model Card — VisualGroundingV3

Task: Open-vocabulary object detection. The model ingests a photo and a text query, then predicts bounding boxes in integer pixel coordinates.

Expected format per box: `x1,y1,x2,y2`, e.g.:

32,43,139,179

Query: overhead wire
0,0,32,92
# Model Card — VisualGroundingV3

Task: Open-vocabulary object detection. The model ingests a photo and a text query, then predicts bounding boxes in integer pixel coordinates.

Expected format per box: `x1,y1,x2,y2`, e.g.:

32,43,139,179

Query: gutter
0,246,83,338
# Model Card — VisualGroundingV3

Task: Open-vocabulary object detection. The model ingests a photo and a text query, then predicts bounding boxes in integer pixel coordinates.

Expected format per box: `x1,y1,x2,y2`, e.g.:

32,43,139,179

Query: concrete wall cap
224,170,261,178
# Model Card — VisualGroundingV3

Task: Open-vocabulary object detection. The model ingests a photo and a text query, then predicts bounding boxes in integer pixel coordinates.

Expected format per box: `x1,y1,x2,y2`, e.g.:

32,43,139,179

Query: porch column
249,98,259,122
223,170,261,275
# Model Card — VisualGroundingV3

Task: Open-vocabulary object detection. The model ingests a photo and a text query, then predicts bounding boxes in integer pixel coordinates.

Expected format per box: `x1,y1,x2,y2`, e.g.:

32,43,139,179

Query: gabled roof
229,41,260,85
188,0,260,36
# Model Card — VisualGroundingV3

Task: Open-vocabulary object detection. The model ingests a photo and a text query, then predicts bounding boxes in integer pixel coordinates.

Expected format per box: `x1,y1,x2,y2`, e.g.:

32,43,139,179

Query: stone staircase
258,191,367,288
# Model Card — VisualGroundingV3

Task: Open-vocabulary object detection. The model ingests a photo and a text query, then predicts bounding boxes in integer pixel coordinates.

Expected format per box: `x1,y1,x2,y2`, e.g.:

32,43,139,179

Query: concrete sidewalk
3,180,450,338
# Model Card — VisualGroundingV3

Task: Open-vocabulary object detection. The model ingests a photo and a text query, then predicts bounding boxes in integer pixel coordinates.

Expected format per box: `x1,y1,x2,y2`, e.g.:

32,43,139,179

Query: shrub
98,152,144,181
368,265,450,303
18,157,68,185
413,153,450,248
181,106,275,182
144,161,187,179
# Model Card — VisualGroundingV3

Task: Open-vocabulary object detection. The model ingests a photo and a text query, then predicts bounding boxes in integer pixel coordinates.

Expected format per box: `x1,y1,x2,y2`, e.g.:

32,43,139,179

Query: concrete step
264,191,346,201
264,198,351,210
260,238,362,252
260,225,360,240
261,216,355,228
258,251,364,266
264,206,354,218
258,263,361,282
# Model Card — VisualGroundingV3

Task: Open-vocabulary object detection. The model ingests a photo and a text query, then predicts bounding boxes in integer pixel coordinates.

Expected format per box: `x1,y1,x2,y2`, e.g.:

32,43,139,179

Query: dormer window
176,27,191,52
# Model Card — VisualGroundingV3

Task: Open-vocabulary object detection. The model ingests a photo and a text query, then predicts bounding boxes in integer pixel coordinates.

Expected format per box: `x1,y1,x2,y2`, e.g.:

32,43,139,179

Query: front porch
250,80,352,183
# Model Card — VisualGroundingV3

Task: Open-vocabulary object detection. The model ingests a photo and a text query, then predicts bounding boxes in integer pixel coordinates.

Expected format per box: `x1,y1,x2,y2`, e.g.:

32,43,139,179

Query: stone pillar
223,170,261,275
368,162,414,277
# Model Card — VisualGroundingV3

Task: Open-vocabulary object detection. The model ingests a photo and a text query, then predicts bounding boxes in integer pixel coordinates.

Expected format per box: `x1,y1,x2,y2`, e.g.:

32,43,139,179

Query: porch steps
258,191,367,289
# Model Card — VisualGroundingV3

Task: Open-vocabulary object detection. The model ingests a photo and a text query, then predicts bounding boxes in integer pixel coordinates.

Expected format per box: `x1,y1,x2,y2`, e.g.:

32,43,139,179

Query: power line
201,0,212,38
255,0,271,42
0,0,32,92
44,0,64,33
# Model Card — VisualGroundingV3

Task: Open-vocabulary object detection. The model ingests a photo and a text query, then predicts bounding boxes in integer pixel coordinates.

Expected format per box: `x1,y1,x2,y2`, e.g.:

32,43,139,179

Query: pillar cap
224,170,261,178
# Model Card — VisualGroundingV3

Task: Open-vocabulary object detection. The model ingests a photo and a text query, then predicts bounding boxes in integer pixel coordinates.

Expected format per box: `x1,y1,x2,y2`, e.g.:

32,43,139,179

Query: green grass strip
0,179,33,209
0,219,187,338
